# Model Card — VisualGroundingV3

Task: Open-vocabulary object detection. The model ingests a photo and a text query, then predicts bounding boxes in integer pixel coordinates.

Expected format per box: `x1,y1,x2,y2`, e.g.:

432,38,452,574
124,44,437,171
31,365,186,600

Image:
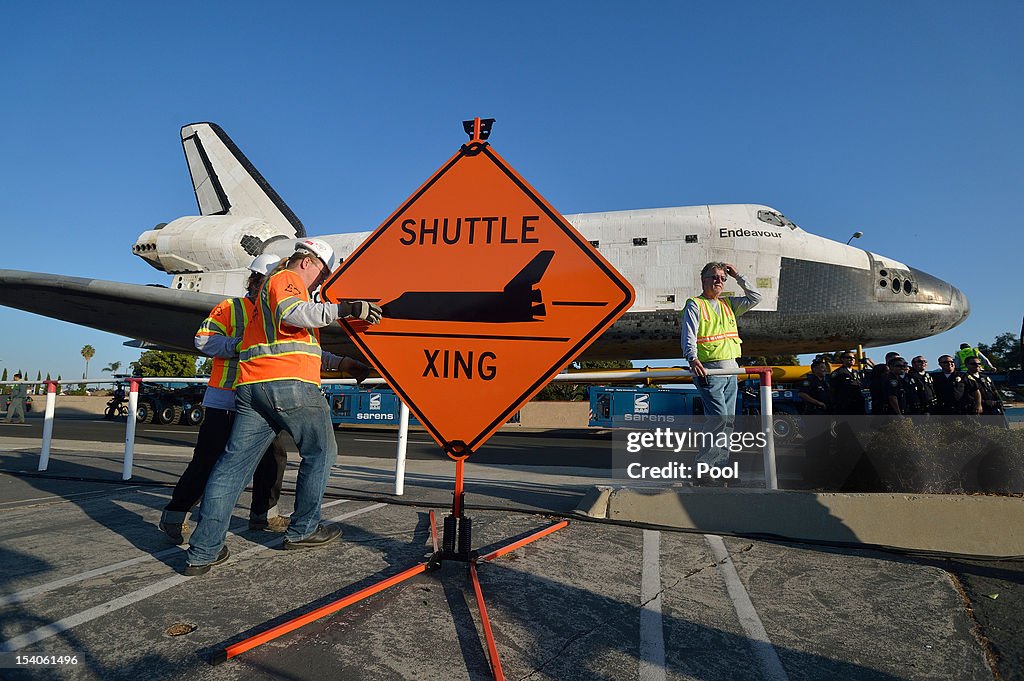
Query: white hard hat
294,238,336,271
248,254,281,276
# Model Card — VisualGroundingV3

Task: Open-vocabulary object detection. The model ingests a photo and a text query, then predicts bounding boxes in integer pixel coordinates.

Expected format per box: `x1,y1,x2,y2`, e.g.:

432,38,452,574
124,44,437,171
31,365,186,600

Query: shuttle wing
0,269,357,357
0,270,222,353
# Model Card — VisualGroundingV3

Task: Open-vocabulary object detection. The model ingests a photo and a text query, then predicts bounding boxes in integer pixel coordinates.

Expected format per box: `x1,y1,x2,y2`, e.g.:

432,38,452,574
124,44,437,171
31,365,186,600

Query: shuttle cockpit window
757,209,798,230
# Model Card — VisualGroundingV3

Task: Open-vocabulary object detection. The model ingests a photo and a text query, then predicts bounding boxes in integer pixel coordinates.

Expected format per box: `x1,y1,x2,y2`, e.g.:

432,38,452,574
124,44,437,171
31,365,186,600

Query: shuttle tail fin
504,250,555,292
179,122,306,238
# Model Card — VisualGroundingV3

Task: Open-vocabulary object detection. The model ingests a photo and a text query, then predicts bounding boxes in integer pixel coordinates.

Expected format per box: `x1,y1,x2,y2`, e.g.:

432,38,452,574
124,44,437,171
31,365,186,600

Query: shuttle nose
949,284,970,326
908,267,969,333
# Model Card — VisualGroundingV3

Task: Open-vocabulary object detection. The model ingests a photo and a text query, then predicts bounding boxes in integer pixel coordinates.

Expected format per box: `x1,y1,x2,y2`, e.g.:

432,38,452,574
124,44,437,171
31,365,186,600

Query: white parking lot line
0,501,386,652
639,529,666,681
705,534,789,681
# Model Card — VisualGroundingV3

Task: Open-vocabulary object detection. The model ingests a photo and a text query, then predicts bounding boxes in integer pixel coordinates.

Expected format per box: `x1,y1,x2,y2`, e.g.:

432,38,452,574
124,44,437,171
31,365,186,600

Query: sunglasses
967,362,981,366
703,275,727,282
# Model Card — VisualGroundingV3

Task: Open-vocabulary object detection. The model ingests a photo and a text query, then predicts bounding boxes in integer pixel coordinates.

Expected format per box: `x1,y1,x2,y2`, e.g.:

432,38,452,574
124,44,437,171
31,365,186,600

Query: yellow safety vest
689,295,742,362
956,347,979,367
196,297,250,390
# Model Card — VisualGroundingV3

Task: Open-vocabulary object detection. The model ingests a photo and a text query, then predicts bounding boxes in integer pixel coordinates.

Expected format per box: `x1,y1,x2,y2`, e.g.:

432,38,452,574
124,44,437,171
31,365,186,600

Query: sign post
212,120,635,677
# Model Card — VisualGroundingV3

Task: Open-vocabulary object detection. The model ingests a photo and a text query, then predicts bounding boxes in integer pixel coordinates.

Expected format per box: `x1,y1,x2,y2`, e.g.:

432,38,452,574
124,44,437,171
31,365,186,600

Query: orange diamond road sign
322,123,635,455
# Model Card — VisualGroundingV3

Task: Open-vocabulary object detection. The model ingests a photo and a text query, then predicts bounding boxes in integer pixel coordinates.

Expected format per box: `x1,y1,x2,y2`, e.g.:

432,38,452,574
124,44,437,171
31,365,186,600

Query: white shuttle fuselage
0,123,968,361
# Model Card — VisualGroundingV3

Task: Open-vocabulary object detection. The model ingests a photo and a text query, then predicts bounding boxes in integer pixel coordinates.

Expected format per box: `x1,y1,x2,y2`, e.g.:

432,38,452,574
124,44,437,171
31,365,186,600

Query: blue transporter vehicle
323,385,420,427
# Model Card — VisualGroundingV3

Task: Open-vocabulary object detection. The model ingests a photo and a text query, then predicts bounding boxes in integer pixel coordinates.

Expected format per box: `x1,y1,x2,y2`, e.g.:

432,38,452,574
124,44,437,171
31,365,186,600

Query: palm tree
81,345,96,378
102,361,122,374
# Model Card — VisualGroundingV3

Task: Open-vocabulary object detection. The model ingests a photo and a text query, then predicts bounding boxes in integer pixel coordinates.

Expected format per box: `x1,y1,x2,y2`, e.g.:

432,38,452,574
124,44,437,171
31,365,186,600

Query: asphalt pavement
0,416,1020,680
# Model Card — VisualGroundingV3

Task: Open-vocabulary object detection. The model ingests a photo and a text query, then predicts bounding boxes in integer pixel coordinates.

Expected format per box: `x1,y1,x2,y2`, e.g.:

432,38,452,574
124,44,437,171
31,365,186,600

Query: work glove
341,357,372,384
338,301,383,324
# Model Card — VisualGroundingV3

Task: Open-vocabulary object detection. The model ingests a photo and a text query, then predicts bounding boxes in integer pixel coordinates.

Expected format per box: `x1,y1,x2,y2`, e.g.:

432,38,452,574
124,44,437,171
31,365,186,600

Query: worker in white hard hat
160,253,291,544
185,239,381,574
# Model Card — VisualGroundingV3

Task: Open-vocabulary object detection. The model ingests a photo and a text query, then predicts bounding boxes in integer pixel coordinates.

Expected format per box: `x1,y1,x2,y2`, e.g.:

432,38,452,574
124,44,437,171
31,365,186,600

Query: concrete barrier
576,486,1024,558
3,395,111,417
516,401,589,428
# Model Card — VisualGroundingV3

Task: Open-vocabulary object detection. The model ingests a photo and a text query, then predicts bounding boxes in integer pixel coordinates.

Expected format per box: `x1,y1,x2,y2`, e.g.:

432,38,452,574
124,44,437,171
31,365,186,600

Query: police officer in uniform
933,355,965,415
798,358,834,486
908,356,937,414
869,363,891,415
961,359,1003,416
830,352,865,415
900,361,927,416
883,358,909,415
799,358,833,414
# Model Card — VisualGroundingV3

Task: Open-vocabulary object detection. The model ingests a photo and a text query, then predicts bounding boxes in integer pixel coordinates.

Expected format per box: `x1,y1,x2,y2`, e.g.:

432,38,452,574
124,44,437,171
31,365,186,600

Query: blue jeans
186,381,336,565
695,373,737,466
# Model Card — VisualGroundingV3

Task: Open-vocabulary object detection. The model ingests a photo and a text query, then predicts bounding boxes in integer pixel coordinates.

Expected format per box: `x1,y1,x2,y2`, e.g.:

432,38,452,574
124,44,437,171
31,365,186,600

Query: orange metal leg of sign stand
453,457,466,518
470,561,506,681
214,562,428,664
210,454,569,681
477,520,570,563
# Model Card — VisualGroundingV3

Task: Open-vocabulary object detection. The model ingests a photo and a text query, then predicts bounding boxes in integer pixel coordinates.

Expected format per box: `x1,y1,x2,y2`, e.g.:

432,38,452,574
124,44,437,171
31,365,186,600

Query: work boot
183,545,230,576
249,516,290,532
282,523,342,550
159,521,190,545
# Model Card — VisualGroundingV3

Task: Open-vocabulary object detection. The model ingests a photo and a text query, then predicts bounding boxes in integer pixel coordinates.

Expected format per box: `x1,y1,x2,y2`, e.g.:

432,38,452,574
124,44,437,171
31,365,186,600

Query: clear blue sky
1,2,1021,382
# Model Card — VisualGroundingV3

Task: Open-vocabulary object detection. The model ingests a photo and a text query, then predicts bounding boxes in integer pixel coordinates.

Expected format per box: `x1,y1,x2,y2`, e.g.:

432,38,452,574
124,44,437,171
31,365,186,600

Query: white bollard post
758,370,778,490
394,401,409,495
38,381,58,471
123,379,140,480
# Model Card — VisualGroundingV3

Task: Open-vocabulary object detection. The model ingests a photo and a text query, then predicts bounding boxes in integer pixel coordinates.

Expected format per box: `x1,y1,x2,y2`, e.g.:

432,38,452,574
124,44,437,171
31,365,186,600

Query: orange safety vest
237,269,322,386
689,295,742,362
196,297,251,390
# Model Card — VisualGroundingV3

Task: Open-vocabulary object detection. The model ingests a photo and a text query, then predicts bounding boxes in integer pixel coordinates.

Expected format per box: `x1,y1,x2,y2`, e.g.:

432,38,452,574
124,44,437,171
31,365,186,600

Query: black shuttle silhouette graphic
381,250,555,323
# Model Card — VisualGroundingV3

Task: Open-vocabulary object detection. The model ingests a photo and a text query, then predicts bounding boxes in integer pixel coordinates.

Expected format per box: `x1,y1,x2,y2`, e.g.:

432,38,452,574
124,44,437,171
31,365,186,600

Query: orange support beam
214,563,428,664
477,520,568,563
469,562,505,681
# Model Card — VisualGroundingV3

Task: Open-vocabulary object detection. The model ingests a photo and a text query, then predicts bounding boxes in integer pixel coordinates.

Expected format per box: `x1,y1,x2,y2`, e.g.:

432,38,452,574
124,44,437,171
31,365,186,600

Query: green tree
102,361,122,374
130,351,198,378
1,369,6,381
739,354,800,366
977,332,1021,371
535,359,634,401
81,345,96,377
197,358,213,375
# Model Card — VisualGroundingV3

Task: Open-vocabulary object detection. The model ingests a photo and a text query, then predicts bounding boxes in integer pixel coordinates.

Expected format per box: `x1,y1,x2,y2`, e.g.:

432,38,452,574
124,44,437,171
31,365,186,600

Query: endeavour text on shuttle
719,228,783,238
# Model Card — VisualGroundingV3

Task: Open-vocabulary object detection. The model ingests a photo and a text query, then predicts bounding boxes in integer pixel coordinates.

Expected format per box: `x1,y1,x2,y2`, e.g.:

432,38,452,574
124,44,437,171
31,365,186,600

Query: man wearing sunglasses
884,357,910,416
961,358,1003,416
933,355,965,415
907,356,937,415
681,261,761,473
